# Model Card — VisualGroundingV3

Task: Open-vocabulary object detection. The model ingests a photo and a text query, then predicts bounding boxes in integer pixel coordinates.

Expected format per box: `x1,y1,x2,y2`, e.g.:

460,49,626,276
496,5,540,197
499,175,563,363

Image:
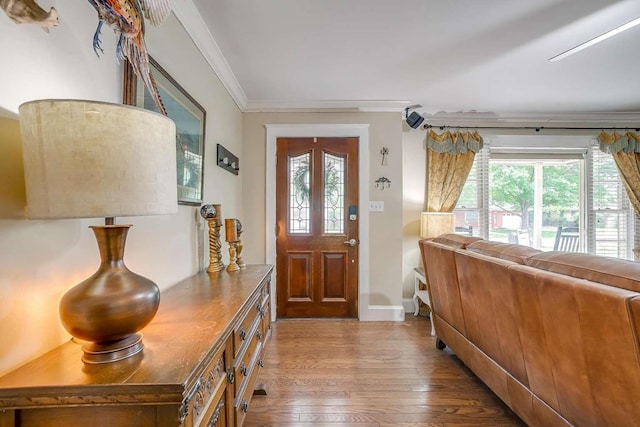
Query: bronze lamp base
81,333,144,364
59,225,160,364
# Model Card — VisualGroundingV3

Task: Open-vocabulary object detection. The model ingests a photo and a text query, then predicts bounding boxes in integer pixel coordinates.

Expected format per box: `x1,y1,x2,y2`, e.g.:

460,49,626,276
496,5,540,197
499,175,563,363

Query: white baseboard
359,305,405,321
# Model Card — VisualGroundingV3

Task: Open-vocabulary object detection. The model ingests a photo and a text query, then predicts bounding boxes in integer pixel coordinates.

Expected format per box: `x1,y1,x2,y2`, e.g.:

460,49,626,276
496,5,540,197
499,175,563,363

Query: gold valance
424,129,482,213
598,131,640,154
426,129,484,155
597,130,640,227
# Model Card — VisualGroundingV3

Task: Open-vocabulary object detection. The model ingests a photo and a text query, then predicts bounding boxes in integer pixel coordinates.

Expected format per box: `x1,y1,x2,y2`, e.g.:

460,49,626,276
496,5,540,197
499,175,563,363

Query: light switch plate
368,201,384,211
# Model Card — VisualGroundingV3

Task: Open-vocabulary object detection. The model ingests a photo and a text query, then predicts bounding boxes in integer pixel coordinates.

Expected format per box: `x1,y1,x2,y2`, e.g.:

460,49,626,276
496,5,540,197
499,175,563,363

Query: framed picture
123,57,206,205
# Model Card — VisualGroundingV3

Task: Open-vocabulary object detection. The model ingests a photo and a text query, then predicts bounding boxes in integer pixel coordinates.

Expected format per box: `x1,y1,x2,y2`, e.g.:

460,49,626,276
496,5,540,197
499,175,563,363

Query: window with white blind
454,156,479,236
454,142,635,259
586,145,634,259
453,146,489,237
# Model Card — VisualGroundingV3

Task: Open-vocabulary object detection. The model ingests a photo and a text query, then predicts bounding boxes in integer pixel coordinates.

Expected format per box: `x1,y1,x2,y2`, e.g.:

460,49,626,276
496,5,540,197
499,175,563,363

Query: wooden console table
0,264,273,427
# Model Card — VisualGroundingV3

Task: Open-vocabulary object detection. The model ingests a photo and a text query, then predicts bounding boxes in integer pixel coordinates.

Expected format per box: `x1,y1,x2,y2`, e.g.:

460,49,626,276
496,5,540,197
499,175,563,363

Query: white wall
0,5,243,375
401,128,426,300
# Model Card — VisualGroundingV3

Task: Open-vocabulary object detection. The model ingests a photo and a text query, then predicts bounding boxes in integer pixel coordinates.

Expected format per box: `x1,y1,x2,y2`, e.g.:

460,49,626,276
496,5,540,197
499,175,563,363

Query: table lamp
19,99,177,364
420,212,454,239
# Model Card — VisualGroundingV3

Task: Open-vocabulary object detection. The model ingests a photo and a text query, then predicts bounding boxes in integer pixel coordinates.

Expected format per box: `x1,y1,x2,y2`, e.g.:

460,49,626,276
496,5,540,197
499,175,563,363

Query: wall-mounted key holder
375,176,391,190
217,144,239,175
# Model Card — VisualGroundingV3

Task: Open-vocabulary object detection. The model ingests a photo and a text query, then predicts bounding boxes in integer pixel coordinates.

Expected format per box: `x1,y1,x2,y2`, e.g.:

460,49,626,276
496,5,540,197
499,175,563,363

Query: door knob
343,239,358,246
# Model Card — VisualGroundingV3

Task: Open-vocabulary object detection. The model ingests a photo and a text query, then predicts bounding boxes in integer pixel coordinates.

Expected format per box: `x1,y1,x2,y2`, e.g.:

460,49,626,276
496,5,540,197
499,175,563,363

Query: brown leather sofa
419,234,640,426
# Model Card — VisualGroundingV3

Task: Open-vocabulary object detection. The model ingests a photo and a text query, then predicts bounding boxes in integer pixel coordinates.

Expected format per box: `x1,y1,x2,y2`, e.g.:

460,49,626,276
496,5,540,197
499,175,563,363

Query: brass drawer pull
258,359,264,368
206,400,225,427
239,327,246,341
241,399,249,413
227,369,235,384
240,364,248,376
179,378,201,423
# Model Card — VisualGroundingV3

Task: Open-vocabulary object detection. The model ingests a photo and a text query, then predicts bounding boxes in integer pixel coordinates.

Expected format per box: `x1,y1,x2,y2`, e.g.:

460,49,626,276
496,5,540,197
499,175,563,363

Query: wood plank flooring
244,315,525,426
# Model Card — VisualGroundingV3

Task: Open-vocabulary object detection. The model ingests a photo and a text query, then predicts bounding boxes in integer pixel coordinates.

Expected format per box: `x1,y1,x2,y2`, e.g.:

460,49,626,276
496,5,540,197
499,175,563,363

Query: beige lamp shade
420,212,454,239
19,99,178,219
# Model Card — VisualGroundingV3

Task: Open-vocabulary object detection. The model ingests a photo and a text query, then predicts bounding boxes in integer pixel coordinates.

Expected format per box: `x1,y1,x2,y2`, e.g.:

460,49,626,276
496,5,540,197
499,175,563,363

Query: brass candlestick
227,241,240,272
201,204,224,272
225,218,240,272
235,240,245,268
236,219,245,268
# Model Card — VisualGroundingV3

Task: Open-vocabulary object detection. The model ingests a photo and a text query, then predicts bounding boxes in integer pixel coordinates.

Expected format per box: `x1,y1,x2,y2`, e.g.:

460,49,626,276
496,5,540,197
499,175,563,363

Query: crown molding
244,99,411,113
172,0,248,111
423,111,640,126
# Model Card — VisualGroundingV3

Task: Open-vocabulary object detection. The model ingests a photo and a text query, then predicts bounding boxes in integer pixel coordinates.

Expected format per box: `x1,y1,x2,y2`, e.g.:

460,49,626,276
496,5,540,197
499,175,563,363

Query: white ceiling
183,0,640,120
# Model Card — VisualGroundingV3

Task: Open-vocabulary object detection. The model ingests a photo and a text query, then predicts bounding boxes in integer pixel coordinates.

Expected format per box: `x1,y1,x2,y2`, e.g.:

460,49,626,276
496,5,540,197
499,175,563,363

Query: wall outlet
369,201,384,211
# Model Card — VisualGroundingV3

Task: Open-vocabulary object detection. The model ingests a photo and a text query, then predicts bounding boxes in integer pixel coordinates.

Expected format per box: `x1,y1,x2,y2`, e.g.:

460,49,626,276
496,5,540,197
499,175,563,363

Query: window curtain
598,130,640,259
424,129,484,212
598,131,640,215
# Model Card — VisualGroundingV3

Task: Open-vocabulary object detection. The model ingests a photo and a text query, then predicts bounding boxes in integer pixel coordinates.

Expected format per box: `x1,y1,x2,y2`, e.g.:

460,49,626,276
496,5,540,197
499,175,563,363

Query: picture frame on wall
123,57,206,205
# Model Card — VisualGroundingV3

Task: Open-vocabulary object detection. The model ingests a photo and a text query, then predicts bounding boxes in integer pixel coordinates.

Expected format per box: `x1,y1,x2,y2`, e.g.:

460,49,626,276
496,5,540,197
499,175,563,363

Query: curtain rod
423,123,640,132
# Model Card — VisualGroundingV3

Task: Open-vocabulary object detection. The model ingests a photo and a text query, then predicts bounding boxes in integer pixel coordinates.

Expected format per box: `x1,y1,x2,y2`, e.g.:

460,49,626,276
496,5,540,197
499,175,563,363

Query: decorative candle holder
235,219,245,268
200,204,225,273
225,218,240,272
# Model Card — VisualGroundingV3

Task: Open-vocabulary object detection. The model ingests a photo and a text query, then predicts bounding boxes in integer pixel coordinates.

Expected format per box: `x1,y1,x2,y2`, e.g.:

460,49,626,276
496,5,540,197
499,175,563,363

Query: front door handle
343,239,358,246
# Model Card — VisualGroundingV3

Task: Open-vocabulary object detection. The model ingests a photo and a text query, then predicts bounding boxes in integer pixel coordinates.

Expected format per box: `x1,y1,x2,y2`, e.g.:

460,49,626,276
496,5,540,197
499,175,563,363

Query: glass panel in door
289,153,311,234
323,153,345,234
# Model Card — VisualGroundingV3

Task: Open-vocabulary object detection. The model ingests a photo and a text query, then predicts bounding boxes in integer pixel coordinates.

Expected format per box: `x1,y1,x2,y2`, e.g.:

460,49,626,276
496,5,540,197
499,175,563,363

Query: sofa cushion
466,240,542,265
429,233,482,249
454,249,529,386
420,239,469,335
525,252,640,292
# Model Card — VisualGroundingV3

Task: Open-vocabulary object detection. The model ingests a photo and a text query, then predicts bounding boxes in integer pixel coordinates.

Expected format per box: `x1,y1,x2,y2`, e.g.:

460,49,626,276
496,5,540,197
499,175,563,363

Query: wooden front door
276,137,359,318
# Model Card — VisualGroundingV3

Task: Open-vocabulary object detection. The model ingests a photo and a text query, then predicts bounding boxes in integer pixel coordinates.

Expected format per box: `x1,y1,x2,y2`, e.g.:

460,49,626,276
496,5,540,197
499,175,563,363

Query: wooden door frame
266,124,392,322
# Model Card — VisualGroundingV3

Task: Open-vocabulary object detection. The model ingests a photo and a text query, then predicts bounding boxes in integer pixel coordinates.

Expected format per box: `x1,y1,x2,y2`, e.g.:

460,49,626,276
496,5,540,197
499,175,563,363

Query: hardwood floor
245,315,525,426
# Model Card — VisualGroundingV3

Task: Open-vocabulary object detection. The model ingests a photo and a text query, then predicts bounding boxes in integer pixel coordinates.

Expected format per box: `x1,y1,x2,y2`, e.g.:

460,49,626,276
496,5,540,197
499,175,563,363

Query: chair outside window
553,226,580,252
455,225,473,236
